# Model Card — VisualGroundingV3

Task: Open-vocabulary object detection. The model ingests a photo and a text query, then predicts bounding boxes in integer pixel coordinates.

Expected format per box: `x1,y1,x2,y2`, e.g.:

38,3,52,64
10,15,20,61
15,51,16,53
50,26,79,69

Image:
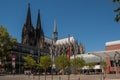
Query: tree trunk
38,75,40,80
63,69,64,75
45,69,46,80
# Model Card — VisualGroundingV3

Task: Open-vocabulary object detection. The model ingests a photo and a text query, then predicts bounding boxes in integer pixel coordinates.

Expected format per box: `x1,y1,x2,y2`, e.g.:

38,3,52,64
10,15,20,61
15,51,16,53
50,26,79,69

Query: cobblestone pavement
0,74,120,80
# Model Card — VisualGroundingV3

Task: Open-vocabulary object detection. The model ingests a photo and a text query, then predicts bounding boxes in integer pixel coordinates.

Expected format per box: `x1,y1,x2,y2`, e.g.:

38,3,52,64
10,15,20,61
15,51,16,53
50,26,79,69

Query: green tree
0,25,17,57
76,58,85,71
40,55,51,80
70,59,74,66
70,58,75,73
101,61,107,73
36,63,42,80
70,57,85,74
0,25,17,69
54,55,68,75
100,61,107,80
23,55,36,71
113,0,120,22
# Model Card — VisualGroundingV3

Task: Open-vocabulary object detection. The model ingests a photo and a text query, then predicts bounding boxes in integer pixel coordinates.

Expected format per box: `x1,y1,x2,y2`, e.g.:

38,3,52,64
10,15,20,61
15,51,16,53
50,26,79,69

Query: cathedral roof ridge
56,36,75,45
58,35,74,40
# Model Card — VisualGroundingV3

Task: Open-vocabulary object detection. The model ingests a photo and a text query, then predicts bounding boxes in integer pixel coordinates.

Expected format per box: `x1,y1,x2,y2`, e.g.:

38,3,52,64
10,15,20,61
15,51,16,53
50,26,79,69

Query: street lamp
68,34,71,80
73,52,76,74
50,39,54,80
37,49,41,80
91,53,103,80
12,54,16,75
74,40,78,74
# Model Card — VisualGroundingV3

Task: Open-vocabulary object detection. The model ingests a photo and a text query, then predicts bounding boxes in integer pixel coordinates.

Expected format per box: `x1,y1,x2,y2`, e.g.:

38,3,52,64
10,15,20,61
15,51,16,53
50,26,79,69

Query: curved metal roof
71,50,120,63
70,54,100,63
56,36,75,45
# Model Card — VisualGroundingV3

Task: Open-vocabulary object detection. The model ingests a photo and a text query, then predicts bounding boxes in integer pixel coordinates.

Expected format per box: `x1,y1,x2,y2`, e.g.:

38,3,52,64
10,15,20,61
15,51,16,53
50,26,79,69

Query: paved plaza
0,74,120,80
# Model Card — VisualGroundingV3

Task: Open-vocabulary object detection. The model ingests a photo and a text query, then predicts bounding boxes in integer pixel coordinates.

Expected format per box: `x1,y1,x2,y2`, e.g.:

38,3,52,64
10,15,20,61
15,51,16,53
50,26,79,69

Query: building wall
105,56,120,74
106,44,120,51
105,57,110,74
105,41,120,73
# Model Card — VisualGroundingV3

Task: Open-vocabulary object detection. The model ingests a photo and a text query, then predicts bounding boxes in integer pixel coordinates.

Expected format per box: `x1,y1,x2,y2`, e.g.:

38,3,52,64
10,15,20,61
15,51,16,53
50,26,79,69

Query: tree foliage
71,57,85,70
40,55,51,70
76,57,85,69
86,62,96,69
40,55,51,80
23,55,36,70
101,61,107,71
70,59,74,66
54,55,68,73
0,25,17,58
113,0,120,22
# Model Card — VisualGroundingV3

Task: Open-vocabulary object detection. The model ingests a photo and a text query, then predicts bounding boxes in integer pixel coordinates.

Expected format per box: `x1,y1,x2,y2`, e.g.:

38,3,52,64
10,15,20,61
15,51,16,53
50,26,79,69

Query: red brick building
71,40,120,74
106,40,120,51
105,40,120,73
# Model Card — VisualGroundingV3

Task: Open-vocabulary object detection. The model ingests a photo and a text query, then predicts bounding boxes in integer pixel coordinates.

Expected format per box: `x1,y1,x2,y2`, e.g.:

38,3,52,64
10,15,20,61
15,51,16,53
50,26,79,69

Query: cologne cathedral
21,4,85,57
7,4,85,73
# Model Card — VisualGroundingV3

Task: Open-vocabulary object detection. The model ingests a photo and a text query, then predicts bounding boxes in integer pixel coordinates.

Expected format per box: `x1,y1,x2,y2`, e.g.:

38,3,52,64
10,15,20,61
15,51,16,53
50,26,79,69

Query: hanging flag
68,34,70,62
12,55,16,68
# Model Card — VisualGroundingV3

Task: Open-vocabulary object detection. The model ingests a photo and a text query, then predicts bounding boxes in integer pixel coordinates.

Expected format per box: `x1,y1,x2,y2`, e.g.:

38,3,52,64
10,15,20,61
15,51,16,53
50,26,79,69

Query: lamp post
91,53,103,80
50,39,54,80
37,49,40,80
68,34,71,80
12,55,15,75
74,51,76,74
74,40,78,74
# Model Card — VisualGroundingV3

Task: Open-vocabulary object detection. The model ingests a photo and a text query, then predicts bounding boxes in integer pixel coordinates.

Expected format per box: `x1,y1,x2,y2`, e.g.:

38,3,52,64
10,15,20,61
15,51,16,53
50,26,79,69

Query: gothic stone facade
22,4,44,50
21,4,85,56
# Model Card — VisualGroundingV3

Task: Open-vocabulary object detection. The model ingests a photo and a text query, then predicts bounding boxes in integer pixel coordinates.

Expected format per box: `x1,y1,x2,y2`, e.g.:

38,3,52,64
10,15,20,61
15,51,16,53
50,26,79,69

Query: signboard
12,55,16,68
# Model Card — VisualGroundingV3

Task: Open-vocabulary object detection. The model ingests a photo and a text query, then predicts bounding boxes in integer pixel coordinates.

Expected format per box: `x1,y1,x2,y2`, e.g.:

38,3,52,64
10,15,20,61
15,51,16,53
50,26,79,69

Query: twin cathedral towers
22,4,58,49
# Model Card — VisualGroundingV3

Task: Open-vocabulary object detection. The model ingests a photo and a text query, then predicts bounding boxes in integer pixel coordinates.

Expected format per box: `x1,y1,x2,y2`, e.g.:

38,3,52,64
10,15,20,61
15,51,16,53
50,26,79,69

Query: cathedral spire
36,9,41,30
53,18,58,43
36,9,44,49
26,3,32,25
54,19,57,33
22,3,35,46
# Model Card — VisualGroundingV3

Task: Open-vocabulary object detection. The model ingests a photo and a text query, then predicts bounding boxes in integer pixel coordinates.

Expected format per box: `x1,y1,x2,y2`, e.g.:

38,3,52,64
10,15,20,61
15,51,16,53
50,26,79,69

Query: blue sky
0,0,120,52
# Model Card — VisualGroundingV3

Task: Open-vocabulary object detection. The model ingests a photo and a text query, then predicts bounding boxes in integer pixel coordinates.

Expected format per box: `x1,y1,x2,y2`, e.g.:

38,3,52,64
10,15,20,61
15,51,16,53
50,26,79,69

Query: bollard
32,74,35,80
59,76,61,80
